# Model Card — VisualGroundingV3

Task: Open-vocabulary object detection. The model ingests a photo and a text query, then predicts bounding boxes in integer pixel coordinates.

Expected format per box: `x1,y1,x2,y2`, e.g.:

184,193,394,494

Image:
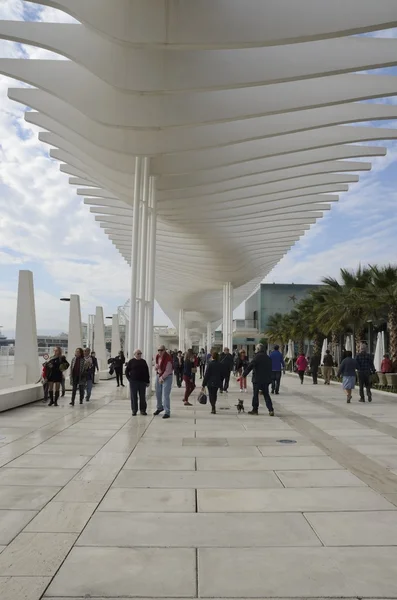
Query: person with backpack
202,351,223,414
322,349,334,384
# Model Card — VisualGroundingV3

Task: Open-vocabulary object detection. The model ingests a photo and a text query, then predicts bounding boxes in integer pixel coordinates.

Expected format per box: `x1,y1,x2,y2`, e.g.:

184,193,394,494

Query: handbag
109,365,115,376
198,391,207,405
191,367,197,374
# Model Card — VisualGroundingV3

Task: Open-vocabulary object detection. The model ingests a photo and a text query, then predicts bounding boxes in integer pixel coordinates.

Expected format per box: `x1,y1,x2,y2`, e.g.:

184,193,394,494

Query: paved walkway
1,375,397,599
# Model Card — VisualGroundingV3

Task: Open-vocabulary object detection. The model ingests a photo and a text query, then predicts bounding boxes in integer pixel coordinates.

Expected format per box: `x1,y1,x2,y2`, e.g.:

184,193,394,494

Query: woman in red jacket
295,353,308,384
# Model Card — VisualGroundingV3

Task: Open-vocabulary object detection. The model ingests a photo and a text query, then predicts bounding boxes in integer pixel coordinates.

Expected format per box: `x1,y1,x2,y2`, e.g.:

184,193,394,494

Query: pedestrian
220,347,234,393
202,350,223,414
269,344,285,395
381,353,393,374
111,351,125,387
83,348,93,402
337,350,358,403
125,349,150,416
235,349,249,392
356,343,376,402
69,348,87,406
295,352,308,384
173,350,184,388
243,343,274,416
183,349,196,406
322,349,334,384
198,348,206,378
91,351,99,383
40,362,49,403
192,352,199,386
45,346,69,406
154,345,173,419
310,354,321,385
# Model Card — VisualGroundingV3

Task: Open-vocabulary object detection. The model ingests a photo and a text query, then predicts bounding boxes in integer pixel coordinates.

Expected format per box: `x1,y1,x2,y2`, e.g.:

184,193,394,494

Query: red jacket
381,358,393,374
296,355,308,371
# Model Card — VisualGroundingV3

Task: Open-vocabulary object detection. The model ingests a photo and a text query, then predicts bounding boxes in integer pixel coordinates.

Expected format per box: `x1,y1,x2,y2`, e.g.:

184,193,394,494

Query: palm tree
367,265,397,363
319,266,374,351
265,312,291,352
297,294,325,357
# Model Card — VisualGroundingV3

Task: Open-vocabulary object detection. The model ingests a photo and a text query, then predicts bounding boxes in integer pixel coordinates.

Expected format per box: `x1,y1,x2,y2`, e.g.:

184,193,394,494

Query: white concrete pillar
207,321,212,353
128,156,142,357
137,157,150,352
145,176,157,368
68,294,83,359
94,306,107,371
87,314,94,350
14,270,40,385
222,282,233,350
111,314,121,357
124,316,129,358
178,309,186,352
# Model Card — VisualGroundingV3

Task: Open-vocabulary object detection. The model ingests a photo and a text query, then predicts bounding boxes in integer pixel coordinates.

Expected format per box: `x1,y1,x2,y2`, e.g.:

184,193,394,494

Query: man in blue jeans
269,344,285,395
243,343,274,416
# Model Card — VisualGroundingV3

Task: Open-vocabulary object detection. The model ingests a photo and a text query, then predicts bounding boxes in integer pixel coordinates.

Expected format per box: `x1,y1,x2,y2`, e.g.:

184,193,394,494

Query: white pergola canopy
2,0,397,333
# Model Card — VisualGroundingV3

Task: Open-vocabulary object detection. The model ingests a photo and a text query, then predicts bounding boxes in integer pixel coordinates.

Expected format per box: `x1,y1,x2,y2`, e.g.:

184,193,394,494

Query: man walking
219,347,234,393
356,343,376,402
84,348,93,402
269,344,285,395
243,343,274,416
310,354,320,384
154,345,173,419
322,349,334,384
91,351,99,383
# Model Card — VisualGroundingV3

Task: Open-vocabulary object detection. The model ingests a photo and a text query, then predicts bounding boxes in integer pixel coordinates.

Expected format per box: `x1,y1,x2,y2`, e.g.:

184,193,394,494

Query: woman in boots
45,346,69,406
69,348,87,406
202,351,223,414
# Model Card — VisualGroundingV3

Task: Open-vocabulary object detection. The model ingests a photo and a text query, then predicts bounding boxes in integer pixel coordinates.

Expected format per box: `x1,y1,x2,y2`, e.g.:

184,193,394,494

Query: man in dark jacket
219,347,234,393
356,343,376,402
243,343,274,416
310,354,321,385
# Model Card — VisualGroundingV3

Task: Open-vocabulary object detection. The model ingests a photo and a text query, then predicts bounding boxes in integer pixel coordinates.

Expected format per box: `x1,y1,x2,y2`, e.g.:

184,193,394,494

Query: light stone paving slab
198,547,397,597
372,456,397,469
276,469,367,487
0,576,51,600
325,429,391,437
6,454,92,469
306,510,397,545
27,443,101,456
352,444,397,456
46,547,197,598
78,511,321,547
198,456,343,471
124,456,196,470
196,429,305,438
98,487,196,512
114,469,283,489
73,465,122,483
253,444,326,456
0,468,78,487
0,532,77,576
133,445,262,457
198,487,395,512
25,502,97,533
54,481,110,503
182,437,229,446
0,486,61,510
0,510,37,544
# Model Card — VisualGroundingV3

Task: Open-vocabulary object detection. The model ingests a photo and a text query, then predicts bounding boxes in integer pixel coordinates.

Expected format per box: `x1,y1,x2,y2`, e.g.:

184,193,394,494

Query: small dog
236,399,245,414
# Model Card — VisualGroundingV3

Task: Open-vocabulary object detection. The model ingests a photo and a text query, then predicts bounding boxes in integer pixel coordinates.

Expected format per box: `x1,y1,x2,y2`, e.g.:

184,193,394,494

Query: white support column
124,317,129,358
87,314,94,349
145,176,157,370
137,156,150,352
207,321,212,353
14,270,40,385
128,156,142,357
94,306,107,371
68,294,83,358
222,282,233,350
111,314,121,356
178,309,186,352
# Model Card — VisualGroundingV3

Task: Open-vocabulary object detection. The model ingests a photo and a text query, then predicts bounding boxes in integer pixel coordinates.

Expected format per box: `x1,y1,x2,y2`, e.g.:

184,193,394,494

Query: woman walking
295,353,308,384
236,349,249,392
69,348,87,406
113,351,126,387
183,349,196,406
338,351,358,403
45,346,69,406
202,351,223,414
198,348,206,378
125,349,150,416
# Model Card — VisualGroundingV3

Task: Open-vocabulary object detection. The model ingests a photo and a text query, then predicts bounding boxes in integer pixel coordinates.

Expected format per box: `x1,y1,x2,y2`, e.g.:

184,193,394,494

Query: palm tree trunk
331,331,339,356
388,306,397,364
355,328,366,353
313,333,324,357
298,339,304,354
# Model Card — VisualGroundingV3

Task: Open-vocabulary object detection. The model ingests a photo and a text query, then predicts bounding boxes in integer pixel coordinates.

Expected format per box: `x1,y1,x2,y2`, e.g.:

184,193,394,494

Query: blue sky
1,2,397,336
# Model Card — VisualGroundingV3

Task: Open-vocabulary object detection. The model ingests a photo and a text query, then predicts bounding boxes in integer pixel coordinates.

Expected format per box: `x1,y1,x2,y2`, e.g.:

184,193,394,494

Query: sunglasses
136,352,142,355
